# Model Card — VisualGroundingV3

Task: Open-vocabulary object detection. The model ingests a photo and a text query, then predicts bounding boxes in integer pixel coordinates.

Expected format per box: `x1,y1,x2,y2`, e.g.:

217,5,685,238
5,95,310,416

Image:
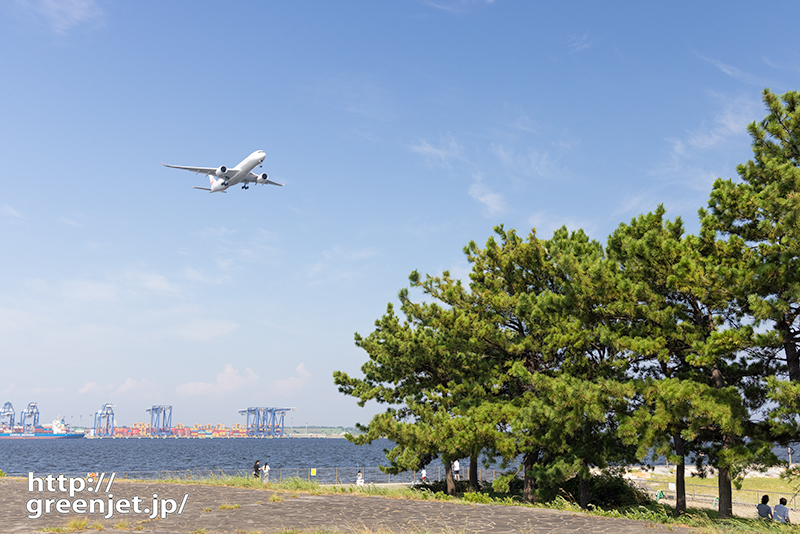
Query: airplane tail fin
209,176,216,187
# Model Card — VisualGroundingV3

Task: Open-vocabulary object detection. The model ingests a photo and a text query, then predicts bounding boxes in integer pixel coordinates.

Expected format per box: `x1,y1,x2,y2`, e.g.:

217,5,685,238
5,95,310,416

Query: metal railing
644,480,798,511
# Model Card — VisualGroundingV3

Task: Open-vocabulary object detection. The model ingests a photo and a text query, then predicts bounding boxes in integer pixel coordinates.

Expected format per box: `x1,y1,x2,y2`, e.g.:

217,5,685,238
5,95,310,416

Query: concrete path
0,477,696,533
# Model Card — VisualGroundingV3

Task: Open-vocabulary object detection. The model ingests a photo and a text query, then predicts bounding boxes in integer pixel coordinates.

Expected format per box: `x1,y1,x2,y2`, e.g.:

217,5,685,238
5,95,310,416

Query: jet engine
256,173,269,184
215,166,228,177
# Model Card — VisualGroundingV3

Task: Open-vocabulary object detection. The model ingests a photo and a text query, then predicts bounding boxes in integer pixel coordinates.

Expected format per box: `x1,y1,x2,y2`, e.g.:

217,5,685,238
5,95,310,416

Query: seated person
757,495,773,520
774,497,791,524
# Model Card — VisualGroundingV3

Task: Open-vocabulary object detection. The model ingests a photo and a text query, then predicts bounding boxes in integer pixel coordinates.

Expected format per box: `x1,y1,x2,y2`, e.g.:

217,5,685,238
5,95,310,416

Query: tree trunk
718,462,733,519
522,451,536,504
674,432,686,516
445,461,456,496
469,452,479,491
781,319,800,382
711,365,733,518
579,466,591,509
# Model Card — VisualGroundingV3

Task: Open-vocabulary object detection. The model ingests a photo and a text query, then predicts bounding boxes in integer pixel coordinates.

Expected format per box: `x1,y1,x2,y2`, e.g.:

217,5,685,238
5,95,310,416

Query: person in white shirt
774,497,791,524
262,462,270,483
453,460,460,481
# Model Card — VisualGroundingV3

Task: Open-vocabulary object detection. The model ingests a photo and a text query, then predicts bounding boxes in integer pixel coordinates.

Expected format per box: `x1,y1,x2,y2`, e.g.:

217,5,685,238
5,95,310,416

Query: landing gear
242,184,249,190
222,181,229,187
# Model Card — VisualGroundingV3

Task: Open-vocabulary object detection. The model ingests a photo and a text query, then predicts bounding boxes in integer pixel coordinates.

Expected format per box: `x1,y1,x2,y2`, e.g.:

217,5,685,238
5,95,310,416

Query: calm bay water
0,437,402,476
1,437,796,478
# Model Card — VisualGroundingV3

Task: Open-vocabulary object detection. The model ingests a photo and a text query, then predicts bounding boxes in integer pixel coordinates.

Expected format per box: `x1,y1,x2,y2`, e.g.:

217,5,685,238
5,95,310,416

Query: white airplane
162,150,284,193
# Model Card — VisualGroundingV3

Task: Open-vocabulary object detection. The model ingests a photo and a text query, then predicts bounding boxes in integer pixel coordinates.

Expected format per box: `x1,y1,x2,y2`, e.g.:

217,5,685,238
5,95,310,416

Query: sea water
0,437,399,476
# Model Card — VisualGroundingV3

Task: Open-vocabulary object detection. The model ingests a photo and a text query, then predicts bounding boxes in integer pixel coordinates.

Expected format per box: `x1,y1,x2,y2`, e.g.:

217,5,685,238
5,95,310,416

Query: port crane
146,405,173,437
93,404,115,437
20,402,40,433
0,402,14,429
238,407,295,437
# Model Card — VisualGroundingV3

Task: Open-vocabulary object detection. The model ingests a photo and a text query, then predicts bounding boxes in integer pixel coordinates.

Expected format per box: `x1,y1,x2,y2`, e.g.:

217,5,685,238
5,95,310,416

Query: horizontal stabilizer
192,187,212,191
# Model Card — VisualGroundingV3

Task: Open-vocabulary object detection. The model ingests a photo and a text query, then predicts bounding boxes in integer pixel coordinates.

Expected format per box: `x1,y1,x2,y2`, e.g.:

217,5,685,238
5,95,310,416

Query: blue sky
2,1,799,428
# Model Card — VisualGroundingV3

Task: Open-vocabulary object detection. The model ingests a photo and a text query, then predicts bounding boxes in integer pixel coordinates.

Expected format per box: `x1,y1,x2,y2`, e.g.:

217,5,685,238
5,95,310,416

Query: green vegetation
41,519,91,532
219,503,241,510
333,88,800,522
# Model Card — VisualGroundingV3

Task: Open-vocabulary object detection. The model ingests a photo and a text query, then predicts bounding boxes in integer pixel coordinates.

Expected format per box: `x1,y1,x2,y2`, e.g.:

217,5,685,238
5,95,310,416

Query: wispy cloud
697,54,768,87
468,174,505,216
762,56,800,74
176,365,258,397
410,134,464,168
420,0,495,13
272,363,311,396
114,378,154,396
14,0,104,34
660,94,761,176
78,381,112,394
306,245,378,284
491,143,566,181
567,33,597,52
1,204,23,218
308,72,395,121
60,217,84,227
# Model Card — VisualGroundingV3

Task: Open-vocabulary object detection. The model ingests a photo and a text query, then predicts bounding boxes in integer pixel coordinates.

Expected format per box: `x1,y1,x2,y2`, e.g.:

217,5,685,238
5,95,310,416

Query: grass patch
41,518,92,532
219,503,241,510
111,520,129,530
269,493,285,502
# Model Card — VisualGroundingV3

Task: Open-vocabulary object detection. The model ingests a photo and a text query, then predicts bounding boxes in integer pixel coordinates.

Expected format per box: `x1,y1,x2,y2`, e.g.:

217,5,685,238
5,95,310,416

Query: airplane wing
244,172,285,187
162,163,219,175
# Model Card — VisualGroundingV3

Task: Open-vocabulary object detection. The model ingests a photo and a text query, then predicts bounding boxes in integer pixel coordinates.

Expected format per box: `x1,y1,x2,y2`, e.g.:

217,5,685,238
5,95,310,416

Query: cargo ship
0,418,85,439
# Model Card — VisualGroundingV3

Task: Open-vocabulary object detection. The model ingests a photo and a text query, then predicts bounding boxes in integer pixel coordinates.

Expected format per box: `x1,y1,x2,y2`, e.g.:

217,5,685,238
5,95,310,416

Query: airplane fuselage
162,149,283,193
211,150,266,192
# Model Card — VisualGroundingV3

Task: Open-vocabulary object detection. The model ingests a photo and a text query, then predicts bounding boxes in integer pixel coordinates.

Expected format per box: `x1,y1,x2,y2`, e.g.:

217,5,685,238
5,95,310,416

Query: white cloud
114,378,153,396
306,245,378,283
468,175,505,216
14,0,103,34
60,217,84,227
1,204,23,218
410,135,464,168
271,363,311,396
420,0,495,13
697,54,768,87
654,92,761,193
78,381,112,394
491,143,566,181
176,365,258,397
567,33,597,52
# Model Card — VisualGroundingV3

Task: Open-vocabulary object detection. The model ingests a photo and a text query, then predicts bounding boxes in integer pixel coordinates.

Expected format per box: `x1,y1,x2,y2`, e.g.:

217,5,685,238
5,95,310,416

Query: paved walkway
0,477,696,533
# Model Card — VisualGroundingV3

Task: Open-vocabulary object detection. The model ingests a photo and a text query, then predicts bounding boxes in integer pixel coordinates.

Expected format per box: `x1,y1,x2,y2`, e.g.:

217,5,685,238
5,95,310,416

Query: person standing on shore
757,495,773,520
262,461,270,483
421,468,427,483
774,497,790,523
453,460,460,481
253,460,261,480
